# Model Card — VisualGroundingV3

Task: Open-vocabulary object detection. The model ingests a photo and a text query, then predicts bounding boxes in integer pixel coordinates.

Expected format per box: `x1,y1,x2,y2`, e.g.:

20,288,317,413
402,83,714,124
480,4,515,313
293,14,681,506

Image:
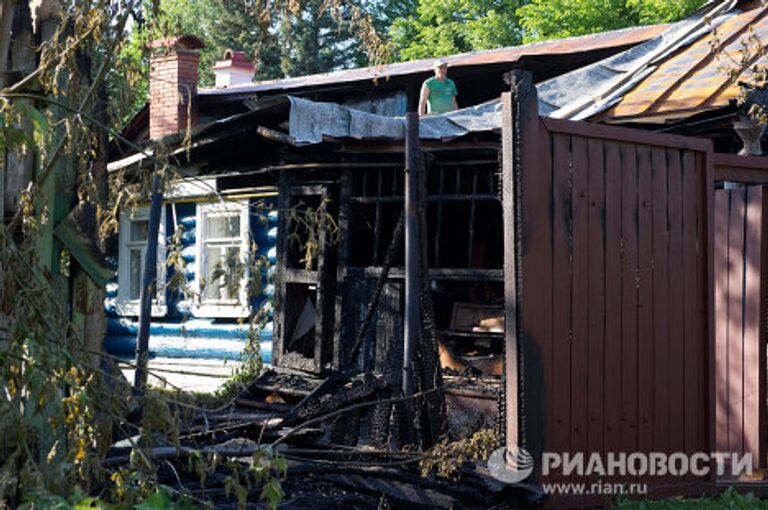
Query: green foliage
114,0,372,123
0,2,337,510
614,488,768,509
110,0,281,124
20,485,196,510
0,101,49,154
517,0,708,43
387,0,708,60
278,0,365,77
389,0,526,60
420,429,499,479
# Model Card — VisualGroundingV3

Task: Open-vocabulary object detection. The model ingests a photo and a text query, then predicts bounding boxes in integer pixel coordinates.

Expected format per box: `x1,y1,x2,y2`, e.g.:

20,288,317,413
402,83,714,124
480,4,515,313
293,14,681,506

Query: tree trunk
4,0,35,217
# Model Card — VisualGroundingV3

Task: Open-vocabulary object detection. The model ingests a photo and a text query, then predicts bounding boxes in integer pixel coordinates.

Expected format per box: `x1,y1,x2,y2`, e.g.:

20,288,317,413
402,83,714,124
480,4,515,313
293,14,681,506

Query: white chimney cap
213,49,255,88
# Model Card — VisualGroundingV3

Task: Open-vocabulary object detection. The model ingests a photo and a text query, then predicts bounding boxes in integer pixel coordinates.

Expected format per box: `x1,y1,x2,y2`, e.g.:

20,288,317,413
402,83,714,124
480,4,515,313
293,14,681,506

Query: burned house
109,1,768,505
106,25,665,375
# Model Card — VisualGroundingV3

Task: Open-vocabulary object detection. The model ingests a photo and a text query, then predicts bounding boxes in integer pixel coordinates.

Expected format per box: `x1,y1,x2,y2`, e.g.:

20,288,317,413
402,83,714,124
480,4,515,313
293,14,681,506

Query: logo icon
488,446,534,483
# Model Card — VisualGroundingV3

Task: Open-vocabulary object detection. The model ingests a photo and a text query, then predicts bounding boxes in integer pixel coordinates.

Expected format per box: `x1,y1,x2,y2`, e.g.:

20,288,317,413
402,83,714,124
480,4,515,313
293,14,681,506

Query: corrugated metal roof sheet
198,24,668,98
599,2,768,122
537,0,740,120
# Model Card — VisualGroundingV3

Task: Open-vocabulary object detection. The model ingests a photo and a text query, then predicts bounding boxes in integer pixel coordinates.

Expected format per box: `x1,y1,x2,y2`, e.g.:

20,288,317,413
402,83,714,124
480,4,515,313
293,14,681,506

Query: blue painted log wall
104,198,277,363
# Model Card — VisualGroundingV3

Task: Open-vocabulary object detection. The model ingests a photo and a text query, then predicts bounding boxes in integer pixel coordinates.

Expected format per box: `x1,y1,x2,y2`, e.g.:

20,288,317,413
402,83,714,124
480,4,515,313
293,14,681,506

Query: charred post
403,112,421,397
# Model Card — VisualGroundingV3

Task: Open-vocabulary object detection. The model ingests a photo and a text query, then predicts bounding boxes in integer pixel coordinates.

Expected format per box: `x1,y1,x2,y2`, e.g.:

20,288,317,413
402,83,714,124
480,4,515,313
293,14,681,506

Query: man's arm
419,83,430,115
452,96,458,111
451,81,458,111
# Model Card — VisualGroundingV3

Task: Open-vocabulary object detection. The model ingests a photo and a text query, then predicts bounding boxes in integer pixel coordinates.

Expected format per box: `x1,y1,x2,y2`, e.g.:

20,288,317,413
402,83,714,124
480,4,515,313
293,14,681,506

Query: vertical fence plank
742,186,762,463
519,121,553,467
620,143,640,458
651,148,671,454
714,189,730,455
667,148,686,453
727,188,746,456
587,138,606,460
604,141,623,457
760,188,768,470
637,145,654,455
572,135,591,457
695,152,709,457
682,151,700,455
552,133,574,460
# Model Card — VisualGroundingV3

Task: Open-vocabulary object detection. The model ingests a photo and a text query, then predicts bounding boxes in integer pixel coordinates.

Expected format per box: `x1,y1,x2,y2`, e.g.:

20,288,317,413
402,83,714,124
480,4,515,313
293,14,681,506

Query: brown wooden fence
502,74,715,504
713,158,768,476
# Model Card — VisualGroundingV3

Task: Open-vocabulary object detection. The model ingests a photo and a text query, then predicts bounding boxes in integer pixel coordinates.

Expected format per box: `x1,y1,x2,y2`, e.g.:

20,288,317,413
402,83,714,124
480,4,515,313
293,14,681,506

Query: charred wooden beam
403,112,421,398
283,373,387,426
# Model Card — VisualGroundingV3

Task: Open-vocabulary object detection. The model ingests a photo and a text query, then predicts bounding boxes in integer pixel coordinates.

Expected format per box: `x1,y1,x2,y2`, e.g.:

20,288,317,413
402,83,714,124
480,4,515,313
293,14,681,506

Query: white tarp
287,96,502,144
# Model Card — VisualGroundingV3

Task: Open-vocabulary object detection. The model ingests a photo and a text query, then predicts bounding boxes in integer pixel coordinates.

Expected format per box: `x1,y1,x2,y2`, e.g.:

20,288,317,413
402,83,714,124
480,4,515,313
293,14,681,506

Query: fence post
501,70,544,470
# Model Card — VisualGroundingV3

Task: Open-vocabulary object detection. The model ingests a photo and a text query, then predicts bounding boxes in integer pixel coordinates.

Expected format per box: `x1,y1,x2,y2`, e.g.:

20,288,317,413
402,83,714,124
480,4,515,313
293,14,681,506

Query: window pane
129,248,142,299
208,214,240,239
130,220,148,242
204,245,242,302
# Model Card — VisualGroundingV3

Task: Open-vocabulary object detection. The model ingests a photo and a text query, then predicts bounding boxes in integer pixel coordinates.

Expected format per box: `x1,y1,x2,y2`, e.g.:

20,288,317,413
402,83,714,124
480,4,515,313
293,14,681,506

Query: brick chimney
148,35,206,140
213,49,255,88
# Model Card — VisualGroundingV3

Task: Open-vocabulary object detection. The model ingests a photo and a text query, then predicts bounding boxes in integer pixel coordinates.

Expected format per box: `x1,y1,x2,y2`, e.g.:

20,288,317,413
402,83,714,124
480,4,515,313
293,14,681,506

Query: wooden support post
133,170,164,394
403,112,421,397
501,70,542,461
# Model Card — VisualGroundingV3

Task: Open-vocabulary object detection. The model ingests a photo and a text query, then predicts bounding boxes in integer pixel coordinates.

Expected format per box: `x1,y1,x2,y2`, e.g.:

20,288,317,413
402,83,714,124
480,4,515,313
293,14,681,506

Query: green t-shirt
424,77,457,114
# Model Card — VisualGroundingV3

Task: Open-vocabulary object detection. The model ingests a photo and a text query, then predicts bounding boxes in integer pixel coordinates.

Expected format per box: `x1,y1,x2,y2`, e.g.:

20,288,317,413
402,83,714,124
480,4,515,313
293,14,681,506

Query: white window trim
116,206,168,317
193,200,250,319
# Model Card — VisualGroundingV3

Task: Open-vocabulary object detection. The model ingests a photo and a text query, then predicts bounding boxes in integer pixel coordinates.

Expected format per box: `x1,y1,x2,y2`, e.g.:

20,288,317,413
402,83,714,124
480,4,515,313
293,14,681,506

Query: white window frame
116,206,167,317
193,200,250,318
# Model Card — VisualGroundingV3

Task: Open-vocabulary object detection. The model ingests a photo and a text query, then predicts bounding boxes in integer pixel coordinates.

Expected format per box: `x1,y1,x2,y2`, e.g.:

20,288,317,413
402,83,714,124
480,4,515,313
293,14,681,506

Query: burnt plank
651,147,671,454
636,145,654,455
620,142,639,457
604,141,623,457
571,135,590,457
501,76,549,465
551,132,574,459
727,188,745,456
666,148,686,454
501,92,518,456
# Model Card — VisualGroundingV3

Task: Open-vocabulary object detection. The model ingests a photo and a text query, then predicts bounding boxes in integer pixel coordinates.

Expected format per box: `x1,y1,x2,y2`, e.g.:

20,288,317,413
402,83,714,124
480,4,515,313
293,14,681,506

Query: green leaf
15,102,48,147
260,481,284,510
135,487,174,510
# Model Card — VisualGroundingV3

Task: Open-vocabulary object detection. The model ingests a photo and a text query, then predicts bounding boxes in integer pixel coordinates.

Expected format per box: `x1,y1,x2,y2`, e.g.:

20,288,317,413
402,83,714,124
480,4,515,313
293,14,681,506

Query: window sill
192,303,250,319
115,301,168,318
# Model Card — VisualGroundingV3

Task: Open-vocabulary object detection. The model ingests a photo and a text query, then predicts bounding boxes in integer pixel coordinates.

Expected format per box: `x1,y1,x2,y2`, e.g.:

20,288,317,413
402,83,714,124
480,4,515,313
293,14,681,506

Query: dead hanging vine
286,197,340,271
0,0,391,507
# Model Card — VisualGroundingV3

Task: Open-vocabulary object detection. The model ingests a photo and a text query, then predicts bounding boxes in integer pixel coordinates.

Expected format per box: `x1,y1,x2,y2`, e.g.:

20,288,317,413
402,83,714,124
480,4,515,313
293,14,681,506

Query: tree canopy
517,0,709,43
386,0,708,60
388,0,526,61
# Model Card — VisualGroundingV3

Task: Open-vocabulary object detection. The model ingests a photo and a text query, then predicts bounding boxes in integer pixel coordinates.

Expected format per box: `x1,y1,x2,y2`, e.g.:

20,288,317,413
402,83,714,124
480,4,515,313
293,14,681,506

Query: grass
615,488,768,509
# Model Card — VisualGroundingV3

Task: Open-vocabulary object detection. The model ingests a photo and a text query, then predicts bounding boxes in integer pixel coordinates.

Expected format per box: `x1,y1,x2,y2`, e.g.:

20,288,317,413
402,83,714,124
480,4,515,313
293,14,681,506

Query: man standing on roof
419,59,458,115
